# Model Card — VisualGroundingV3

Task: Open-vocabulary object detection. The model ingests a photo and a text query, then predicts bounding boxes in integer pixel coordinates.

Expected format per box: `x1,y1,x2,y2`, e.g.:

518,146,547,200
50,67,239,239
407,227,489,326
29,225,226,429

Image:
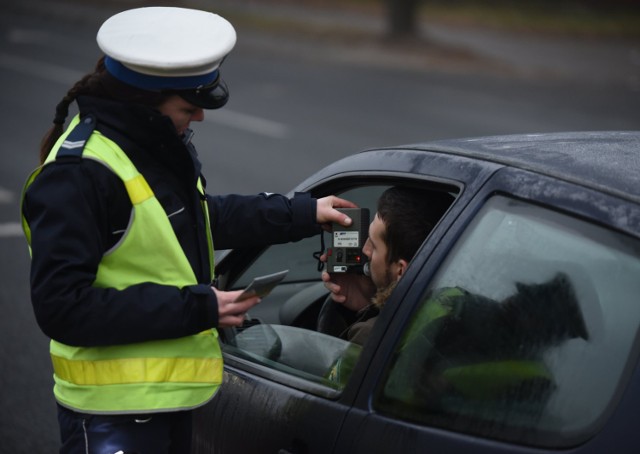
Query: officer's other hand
321,269,376,313
212,288,260,327
316,196,357,230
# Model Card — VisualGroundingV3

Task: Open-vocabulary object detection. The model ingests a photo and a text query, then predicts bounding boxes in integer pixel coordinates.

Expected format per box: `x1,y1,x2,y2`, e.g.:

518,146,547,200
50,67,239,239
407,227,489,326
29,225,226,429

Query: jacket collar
76,96,200,182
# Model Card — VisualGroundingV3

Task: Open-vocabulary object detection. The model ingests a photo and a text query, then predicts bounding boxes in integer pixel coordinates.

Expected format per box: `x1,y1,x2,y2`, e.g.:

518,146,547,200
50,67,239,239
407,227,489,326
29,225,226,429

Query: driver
321,186,454,345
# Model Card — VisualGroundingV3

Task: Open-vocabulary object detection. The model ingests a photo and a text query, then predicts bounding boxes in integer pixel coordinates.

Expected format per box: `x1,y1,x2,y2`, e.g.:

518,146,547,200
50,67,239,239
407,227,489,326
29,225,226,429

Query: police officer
21,7,354,453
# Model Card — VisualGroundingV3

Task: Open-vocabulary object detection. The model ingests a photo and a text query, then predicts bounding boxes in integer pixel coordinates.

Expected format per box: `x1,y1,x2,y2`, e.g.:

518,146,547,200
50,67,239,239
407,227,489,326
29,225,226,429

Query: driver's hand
212,287,261,327
321,270,376,313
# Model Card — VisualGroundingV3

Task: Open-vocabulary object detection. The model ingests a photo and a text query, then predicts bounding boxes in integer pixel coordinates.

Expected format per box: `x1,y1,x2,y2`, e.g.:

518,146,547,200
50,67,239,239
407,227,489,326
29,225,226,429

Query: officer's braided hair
376,186,454,265
39,57,171,164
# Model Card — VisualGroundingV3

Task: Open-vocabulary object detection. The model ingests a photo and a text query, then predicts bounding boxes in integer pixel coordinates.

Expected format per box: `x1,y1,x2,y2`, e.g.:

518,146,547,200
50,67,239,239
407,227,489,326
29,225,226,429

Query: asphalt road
0,0,638,452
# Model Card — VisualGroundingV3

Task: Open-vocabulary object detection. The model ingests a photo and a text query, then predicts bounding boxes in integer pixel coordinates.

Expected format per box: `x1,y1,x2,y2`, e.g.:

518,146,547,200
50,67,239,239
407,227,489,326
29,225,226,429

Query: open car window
224,185,391,327
376,195,640,448
232,185,389,286
219,182,457,393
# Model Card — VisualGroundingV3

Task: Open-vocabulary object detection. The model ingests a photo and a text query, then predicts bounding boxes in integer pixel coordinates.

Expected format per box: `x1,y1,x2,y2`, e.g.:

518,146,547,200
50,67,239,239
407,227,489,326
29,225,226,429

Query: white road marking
0,52,83,85
0,222,23,238
205,109,290,139
0,187,14,204
0,188,22,237
0,50,290,139
7,28,55,45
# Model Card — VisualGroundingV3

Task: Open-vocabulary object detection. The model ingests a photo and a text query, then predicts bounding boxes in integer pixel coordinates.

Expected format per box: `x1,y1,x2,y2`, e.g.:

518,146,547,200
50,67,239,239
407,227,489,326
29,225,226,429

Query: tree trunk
385,0,421,39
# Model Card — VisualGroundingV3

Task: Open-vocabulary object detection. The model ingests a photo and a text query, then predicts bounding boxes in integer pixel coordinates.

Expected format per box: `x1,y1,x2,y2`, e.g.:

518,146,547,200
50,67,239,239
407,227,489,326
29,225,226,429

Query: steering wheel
316,294,358,338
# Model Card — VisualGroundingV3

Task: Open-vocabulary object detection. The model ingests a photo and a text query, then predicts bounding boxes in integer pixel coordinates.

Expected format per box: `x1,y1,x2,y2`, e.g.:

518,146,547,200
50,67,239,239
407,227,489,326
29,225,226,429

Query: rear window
376,195,640,447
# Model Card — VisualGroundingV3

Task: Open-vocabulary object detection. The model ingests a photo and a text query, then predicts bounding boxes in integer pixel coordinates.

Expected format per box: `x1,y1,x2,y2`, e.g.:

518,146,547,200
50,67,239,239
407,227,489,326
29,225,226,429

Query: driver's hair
376,186,453,265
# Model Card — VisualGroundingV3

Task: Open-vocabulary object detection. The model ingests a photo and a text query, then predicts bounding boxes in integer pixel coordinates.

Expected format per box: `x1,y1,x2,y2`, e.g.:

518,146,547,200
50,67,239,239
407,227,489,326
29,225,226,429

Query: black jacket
23,96,320,347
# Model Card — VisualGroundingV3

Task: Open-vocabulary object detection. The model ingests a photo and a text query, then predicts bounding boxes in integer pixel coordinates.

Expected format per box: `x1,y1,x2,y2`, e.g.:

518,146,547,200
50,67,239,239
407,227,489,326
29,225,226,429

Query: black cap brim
178,78,229,109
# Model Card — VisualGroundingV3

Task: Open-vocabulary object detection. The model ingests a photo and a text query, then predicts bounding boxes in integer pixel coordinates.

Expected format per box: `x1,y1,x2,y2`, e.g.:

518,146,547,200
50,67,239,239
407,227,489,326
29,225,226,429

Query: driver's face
362,215,395,290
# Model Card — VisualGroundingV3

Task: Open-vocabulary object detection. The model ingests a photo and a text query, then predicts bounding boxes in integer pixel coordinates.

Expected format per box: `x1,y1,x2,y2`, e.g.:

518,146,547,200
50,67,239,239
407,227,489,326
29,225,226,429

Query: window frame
216,171,464,399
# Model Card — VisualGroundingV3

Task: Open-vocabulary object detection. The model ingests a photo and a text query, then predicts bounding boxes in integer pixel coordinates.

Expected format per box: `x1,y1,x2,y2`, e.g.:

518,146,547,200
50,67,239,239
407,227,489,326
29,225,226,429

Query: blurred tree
385,0,421,39
382,0,639,40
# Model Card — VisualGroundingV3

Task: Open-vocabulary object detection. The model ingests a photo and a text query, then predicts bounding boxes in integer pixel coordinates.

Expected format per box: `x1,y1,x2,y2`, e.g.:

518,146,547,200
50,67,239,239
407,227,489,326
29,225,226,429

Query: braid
38,58,106,164
38,56,170,164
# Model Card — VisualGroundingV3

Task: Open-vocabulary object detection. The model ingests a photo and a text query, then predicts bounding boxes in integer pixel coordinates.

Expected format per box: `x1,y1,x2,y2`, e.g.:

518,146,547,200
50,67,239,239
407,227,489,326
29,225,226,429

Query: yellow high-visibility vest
22,115,220,414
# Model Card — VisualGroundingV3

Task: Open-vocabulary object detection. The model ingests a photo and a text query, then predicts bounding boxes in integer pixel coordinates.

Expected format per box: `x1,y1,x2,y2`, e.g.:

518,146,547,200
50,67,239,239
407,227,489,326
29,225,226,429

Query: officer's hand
316,196,357,230
321,270,376,313
212,288,261,328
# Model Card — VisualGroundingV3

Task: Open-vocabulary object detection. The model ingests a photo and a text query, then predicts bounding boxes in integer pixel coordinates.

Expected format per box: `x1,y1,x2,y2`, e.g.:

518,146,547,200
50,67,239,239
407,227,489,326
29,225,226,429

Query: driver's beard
372,280,397,309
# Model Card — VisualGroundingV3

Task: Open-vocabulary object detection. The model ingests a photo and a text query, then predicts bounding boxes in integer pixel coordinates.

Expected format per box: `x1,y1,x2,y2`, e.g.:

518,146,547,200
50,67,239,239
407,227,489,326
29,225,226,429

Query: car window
221,185,390,391
233,185,389,287
376,195,640,447
226,185,390,328
221,183,457,392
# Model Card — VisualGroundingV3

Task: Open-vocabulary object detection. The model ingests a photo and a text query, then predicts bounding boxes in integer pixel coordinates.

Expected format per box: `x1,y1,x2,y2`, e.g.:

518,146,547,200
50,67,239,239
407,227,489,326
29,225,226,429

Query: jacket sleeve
22,162,219,347
207,192,321,250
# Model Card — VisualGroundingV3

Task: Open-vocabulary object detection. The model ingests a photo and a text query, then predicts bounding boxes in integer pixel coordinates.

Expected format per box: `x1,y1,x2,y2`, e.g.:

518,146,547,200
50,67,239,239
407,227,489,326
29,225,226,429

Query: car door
331,166,640,453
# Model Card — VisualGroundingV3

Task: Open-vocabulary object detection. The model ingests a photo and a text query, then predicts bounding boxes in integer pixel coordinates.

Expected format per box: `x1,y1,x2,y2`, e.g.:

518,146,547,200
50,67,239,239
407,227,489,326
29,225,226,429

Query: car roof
390,131,640,204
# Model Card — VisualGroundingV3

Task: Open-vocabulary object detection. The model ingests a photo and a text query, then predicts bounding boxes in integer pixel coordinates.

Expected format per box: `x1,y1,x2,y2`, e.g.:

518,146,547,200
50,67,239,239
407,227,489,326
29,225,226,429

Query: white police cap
97,7,236,108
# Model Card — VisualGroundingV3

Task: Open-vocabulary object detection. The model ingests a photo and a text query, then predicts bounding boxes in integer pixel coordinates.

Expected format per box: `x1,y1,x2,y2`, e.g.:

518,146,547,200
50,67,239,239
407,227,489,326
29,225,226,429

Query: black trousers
57,404,192,454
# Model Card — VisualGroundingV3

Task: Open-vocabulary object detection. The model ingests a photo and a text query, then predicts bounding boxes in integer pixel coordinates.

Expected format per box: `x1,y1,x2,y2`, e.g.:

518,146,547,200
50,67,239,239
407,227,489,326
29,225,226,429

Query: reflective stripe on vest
441,360,553,399
22,115,220,414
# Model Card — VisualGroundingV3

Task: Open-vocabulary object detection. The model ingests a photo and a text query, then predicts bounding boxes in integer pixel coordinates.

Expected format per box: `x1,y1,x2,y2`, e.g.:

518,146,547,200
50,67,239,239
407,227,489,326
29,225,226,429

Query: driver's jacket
21,96,320,413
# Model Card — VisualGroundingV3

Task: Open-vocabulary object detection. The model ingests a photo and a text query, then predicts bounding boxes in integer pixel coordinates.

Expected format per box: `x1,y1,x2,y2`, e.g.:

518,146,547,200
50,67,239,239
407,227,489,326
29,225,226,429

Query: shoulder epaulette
56,115,97,159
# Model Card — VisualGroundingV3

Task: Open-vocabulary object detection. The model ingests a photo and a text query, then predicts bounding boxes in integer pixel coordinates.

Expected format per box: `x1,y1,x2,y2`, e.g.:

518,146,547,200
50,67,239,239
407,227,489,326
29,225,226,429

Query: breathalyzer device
327,208,370,274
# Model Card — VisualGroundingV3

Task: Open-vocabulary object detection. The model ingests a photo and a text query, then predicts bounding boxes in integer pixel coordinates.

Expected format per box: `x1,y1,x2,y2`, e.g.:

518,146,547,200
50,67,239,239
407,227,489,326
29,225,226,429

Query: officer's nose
192,108,205,122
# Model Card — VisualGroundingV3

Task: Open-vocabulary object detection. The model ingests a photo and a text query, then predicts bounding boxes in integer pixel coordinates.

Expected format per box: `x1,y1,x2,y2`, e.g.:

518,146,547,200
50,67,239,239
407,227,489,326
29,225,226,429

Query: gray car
193,131,640,454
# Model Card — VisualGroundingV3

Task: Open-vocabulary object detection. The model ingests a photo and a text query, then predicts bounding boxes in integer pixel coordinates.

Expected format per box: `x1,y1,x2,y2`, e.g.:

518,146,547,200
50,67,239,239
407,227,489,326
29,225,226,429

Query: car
191,131,640,453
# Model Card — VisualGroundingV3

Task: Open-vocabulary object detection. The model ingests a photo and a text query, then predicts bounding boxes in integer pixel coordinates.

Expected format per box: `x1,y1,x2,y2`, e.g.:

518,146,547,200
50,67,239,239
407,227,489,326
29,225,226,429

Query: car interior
215,179,459,389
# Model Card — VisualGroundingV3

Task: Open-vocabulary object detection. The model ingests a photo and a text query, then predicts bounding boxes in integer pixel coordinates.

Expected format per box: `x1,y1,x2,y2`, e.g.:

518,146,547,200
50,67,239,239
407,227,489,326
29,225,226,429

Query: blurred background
1,0,639,451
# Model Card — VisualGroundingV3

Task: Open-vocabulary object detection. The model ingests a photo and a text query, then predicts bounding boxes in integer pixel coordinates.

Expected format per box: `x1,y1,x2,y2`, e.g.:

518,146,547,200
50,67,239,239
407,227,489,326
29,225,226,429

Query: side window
220,183,457,393
376,196,640,447
221,185,391,391
233,186,388,288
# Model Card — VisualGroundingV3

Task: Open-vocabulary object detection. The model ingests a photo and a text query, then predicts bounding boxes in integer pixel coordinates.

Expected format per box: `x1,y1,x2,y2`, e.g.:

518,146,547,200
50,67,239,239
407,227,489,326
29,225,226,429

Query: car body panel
414,131,639,203
193,131,640,454
193,365,349,454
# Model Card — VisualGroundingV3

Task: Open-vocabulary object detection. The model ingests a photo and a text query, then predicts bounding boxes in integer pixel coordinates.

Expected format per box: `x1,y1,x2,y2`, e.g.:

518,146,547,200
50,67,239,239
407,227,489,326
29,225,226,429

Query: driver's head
363,186,454,290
